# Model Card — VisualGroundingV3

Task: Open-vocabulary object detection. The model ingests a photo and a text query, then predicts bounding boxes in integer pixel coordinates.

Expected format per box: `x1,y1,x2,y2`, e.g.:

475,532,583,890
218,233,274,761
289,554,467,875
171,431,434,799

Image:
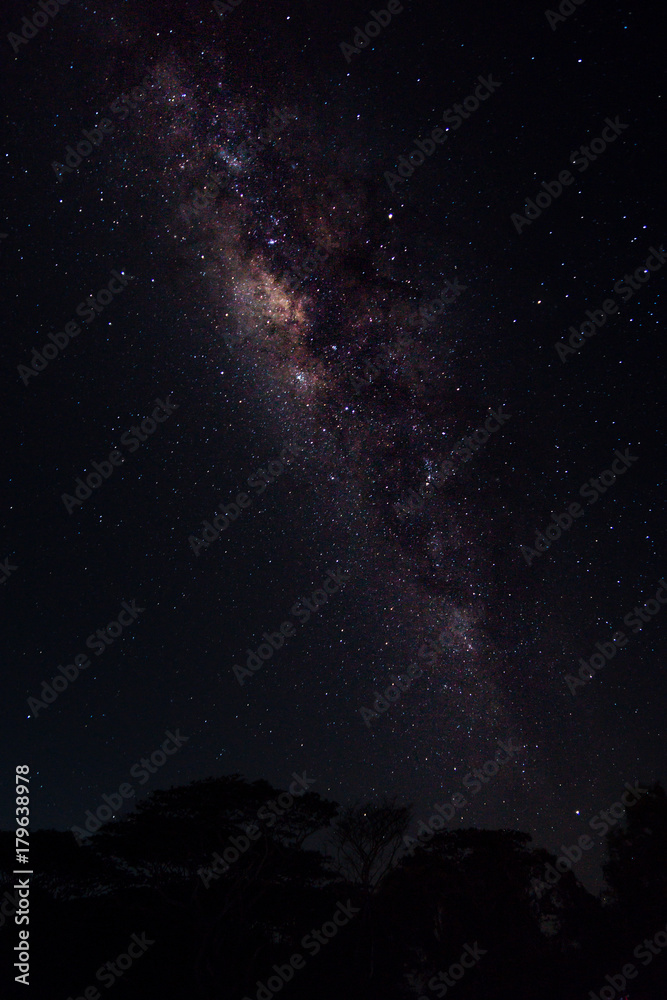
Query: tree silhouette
3,773,666,999
603,781,667,927
327,797,411,891
69,775,339,998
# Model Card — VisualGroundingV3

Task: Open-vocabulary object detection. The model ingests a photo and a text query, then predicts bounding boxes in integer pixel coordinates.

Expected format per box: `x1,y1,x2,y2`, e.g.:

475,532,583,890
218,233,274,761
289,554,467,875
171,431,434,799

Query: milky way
7,0,664,910
99,43,531,790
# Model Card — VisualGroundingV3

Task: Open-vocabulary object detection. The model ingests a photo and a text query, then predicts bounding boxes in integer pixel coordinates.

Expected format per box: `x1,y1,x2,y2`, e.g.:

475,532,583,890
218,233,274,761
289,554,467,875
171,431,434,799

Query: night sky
2,0,665,898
